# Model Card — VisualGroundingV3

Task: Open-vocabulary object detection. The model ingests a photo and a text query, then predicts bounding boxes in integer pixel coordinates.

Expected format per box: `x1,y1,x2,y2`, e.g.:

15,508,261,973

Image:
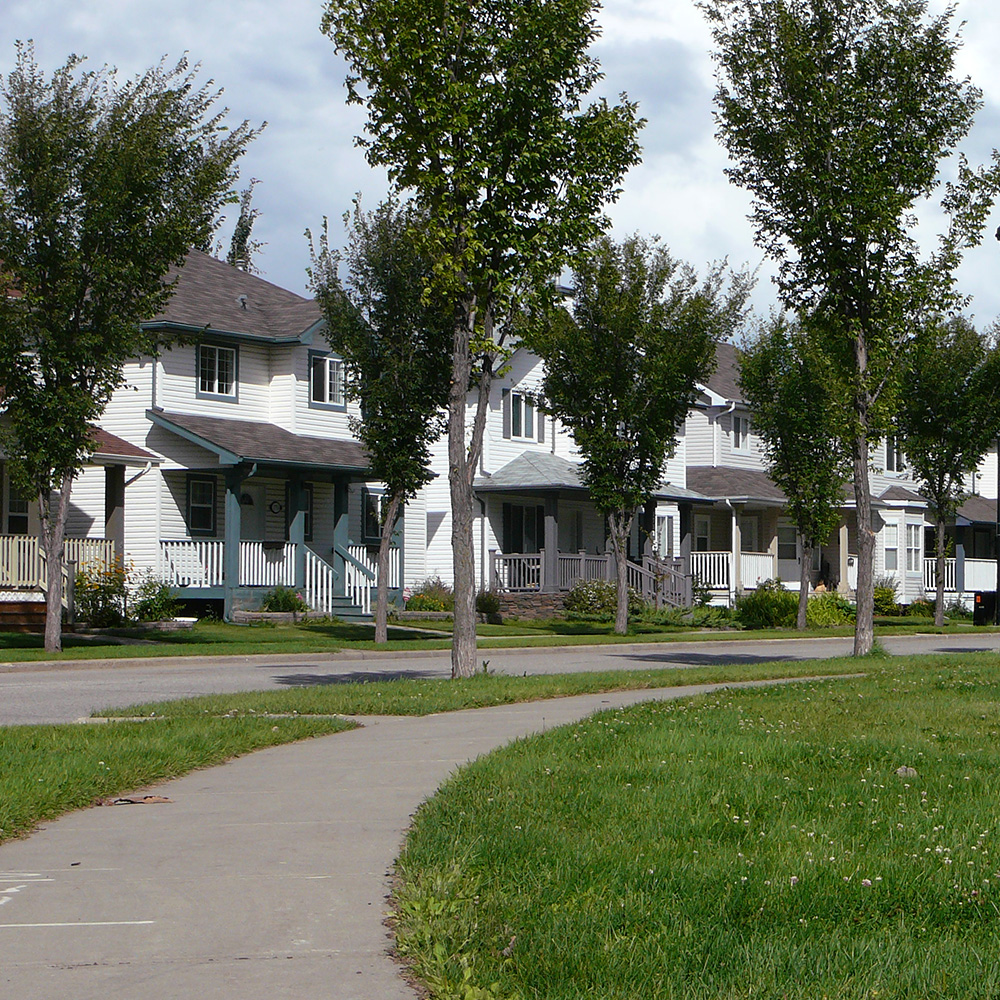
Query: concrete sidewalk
0,679,795,999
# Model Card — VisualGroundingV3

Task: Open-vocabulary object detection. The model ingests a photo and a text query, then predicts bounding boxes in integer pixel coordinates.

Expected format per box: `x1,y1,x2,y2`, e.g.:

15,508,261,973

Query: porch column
732,504,743,597
223,466,245,620
332,479,350,597
955,525,966,595
838,521,850,596
542,493,559,593
104,465,125,561
641,498,656,559
287,475,307,589
678,503,692,572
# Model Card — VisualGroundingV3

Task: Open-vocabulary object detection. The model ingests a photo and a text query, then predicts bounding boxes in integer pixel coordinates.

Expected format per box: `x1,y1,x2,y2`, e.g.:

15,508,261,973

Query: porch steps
0,599,47,633
325,596,372,624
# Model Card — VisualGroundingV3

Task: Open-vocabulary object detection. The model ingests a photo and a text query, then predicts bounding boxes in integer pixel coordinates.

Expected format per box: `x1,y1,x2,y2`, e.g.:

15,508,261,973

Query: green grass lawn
0,715,355,843
394,653,1000,999
0,614,990,663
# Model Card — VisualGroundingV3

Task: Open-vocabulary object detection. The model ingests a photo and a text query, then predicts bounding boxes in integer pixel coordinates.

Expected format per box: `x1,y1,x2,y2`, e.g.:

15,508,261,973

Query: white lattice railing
160,540,225,588
240,541,296,587
924,557,956,593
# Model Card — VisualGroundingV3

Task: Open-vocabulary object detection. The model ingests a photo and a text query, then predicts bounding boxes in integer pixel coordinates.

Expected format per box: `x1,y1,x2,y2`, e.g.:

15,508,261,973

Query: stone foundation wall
496,592,567,620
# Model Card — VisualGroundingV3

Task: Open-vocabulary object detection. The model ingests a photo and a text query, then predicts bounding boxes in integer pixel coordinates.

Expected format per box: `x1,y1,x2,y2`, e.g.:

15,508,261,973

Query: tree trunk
935,514,946,627
448,295,494,679
40,472,74,653
797,538,811,630
852,432,875,656
609,510,632,635
374,493,402,644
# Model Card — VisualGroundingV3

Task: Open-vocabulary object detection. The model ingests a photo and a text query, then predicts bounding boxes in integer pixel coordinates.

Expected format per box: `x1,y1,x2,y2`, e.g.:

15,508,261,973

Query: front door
777,521,799,581
240,481,266,541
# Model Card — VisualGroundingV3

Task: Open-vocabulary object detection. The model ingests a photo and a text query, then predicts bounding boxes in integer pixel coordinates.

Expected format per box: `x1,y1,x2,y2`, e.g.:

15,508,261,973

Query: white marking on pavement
0,920,155,928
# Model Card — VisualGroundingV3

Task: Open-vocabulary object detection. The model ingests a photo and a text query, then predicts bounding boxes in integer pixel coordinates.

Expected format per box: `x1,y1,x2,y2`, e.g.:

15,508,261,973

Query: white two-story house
1,250,401,622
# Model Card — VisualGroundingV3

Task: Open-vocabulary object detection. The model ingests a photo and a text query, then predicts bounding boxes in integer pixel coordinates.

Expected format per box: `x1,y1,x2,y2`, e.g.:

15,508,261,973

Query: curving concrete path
0,678,810,999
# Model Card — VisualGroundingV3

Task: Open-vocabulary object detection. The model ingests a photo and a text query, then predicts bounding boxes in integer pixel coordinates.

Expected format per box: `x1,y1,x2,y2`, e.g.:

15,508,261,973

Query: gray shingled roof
150,410,368,471
701,341,743,402
145,250,322,341
91,427,157,462
879,485,927,504
474,451,710,501
686,466,786,503
957,494,997,524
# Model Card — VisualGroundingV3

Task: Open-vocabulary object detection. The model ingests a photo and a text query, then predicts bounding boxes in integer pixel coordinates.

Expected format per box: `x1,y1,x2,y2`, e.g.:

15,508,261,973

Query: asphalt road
2,631,999,726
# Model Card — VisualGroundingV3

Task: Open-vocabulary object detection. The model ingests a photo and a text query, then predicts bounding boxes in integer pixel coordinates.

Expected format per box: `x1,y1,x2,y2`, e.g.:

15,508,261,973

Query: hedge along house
98,250,400,620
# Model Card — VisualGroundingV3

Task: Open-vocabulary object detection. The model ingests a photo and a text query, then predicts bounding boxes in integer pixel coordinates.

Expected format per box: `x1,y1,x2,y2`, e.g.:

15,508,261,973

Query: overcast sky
3,0,999,325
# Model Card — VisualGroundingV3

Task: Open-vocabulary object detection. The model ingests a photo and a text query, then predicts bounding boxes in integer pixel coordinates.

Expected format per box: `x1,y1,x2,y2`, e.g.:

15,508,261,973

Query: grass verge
394,653,1000,999
98,656,872,719
0,716,354,844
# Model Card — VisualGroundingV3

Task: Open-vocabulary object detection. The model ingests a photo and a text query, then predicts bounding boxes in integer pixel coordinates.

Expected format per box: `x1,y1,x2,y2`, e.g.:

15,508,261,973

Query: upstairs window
502,388,544,442
732,414,751,451
310,353,346,410
886,435,906,473
198,344,237,399
6,482,29,534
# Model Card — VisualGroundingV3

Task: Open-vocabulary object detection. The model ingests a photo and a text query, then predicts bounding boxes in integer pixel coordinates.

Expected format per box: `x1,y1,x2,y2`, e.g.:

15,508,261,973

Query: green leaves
0,43,259,495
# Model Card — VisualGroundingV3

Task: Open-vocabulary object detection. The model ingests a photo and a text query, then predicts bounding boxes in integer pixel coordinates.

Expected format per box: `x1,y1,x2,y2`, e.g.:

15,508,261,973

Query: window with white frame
198,344,237,398
883,522,898,572
511,391,534,440
187,476,217,536
6,481,28,534
885,435,906,473
363,487,382,542
906,522,922,572
733,414,751,451
310,353,346,409
656,514,674,558
694,515,711,552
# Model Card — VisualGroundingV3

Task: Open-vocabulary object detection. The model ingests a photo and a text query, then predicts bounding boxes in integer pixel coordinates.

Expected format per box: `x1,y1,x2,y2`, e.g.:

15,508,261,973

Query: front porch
159,538,400,618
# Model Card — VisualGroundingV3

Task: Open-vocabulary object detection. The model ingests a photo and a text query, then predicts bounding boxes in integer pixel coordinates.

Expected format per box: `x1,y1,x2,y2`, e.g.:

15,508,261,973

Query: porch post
641,499,656,559
542,493,559,593
838,520,850,596
333,479,350,597
678,504,693,605
732,504,743,599
223,466,245,621
955,525,966,596
287,475,307,589
104,465,126,561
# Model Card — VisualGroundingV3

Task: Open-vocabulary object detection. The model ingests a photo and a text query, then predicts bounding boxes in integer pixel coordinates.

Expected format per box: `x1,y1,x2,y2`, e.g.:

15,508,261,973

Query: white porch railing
924,556,996,593
240,541,296,588
740,552,777,588
337,545,374,616
690,551,731,590
347,544,401,590
303,547,339,615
